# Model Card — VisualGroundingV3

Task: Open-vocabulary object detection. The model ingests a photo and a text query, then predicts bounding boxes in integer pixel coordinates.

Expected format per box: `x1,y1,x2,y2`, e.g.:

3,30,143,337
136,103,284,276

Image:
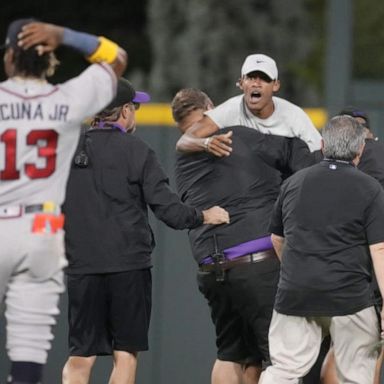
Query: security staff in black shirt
320,107,384,384
263,115,384,384
172,88,315,384
339,106,384,189
62,80,229,384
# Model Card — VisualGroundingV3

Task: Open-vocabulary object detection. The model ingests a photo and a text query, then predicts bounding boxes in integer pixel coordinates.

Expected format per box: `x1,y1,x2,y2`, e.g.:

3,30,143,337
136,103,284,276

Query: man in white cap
176,53,321,156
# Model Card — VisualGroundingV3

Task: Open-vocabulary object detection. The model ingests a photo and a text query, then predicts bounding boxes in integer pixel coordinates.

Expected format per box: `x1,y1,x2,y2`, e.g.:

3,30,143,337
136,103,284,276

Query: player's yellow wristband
86,36,119,64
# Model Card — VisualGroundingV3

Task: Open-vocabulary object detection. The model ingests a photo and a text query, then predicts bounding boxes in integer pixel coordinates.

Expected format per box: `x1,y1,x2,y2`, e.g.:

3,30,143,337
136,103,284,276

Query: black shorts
197,257,279,365
66,269,152,356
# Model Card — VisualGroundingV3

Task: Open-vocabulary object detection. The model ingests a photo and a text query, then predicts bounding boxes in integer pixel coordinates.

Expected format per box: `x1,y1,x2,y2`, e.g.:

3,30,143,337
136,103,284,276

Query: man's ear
4,47,14,63
3,48,15,77
120,103,129,119
272,79,281,93
358,142,366,158
320,139,325,155
354,142,366,166
237,78,244,91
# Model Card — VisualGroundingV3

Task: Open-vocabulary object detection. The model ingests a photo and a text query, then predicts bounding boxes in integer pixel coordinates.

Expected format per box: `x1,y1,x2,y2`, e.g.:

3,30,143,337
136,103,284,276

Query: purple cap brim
133,91,151,103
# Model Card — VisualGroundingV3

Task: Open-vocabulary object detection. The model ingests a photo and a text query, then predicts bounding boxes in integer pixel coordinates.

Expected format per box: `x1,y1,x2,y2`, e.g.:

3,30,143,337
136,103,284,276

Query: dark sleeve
288,138,320,173
268,184,285,236
174,153,193,201
254,134,289,172
365,187,384,245
141,147,204,229
254,134,316,178
358,140,384,189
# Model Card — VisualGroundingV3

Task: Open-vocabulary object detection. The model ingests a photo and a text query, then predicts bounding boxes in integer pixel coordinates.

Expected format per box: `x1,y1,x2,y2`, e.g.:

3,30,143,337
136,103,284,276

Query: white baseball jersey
205,95,322,152
0,63,116,207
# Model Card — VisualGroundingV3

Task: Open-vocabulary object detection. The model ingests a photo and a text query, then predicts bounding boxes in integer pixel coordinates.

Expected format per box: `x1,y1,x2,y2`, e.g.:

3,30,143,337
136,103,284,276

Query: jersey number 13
1,129,58,180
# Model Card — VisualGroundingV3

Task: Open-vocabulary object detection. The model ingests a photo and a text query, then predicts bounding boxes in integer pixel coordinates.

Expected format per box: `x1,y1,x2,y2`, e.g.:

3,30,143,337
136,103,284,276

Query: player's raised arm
17,22,127,77
176,115,233,157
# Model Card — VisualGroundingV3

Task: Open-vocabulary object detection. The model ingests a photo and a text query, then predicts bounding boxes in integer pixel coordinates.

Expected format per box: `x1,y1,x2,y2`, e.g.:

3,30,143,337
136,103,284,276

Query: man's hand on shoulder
177,115,234,155
205,131,233,157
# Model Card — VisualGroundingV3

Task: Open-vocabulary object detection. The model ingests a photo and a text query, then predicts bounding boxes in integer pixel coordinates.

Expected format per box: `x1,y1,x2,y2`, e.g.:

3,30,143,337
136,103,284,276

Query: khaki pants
261,307,380,384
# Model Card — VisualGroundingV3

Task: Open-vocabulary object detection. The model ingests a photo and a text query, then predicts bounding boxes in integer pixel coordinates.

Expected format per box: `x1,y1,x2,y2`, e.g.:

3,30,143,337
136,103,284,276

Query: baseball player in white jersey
0,19,127,384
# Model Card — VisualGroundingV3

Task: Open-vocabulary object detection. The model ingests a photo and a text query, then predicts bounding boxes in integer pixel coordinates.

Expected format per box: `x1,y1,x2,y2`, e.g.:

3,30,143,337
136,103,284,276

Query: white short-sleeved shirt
205,95,322,152
0,63,116,206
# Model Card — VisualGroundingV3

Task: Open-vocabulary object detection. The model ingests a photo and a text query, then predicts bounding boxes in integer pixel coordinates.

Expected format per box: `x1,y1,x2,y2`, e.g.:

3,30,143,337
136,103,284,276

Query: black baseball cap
1,18,37,50
106,78,150,109
339,106,370,128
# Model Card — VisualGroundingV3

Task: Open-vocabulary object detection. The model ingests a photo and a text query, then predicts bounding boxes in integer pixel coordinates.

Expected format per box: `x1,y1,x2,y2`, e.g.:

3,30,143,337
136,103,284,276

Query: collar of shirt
322,158,355,169
96,121,126,133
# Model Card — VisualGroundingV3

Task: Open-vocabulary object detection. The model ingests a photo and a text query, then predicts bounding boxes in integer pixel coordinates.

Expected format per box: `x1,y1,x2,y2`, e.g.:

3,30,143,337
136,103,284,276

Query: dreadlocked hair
12,47,60,78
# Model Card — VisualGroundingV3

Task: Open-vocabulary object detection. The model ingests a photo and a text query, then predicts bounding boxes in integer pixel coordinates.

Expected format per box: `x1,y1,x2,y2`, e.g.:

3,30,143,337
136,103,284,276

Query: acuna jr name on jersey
0,102,69,122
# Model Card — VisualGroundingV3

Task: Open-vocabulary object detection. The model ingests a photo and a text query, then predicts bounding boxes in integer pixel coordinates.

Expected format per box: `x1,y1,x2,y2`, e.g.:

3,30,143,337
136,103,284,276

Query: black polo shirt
269,159,384,316
175,126,314,263
359,138,384,188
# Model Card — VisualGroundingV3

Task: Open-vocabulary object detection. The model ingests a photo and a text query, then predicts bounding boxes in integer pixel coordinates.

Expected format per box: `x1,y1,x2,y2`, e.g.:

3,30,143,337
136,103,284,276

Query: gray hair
322,115,365,161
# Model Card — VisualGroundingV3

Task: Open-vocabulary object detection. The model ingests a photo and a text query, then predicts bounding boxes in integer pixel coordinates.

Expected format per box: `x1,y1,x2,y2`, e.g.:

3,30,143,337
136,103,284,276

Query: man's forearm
370,243,384,300
176,131,233,157
175,115,232,156
370,242,384,336
176,133,207,153
271,233,285,261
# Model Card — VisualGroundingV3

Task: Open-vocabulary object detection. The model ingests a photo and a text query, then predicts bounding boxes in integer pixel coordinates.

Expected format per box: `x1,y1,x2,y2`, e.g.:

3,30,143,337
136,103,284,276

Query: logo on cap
241,54,278,80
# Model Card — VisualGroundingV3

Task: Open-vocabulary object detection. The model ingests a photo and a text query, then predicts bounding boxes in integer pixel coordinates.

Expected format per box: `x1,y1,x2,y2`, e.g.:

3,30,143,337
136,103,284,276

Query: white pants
0,216,66,363
261,307,380,384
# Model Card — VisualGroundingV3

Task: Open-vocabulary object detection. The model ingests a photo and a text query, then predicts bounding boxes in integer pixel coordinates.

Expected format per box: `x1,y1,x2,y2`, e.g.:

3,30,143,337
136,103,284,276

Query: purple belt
200,235,273,265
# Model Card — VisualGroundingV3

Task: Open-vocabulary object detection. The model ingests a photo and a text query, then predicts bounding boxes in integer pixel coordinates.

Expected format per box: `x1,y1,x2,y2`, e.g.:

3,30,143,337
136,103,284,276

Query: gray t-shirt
205,95,322,152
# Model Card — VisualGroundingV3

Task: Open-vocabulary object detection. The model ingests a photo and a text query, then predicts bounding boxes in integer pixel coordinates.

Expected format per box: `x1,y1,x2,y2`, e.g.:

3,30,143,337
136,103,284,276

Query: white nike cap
241,54,278,80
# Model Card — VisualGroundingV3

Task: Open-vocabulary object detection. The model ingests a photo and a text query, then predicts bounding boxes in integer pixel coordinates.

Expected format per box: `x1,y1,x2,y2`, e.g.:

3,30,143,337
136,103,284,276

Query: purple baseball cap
107,78,150,109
